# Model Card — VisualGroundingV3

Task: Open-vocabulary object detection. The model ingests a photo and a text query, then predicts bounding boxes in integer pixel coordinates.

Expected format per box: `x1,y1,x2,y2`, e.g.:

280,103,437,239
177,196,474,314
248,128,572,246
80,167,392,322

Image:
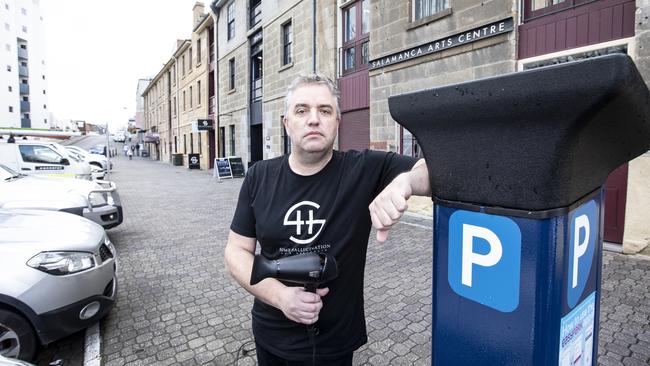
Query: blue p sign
448,211,521,312
567,200,598,309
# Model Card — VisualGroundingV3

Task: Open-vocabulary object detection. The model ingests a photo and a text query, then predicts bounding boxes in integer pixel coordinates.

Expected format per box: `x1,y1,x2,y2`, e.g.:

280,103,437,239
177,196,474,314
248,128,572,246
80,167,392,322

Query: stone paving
33,152,650,365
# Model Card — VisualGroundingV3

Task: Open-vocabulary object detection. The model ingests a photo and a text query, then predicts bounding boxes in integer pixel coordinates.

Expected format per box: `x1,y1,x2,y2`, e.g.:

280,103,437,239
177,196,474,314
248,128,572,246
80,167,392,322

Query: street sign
188,154,200,169
214,158,232,179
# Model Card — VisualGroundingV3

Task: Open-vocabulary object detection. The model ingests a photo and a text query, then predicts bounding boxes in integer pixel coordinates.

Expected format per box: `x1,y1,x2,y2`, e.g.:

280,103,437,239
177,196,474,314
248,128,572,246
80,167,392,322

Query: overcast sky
41,0,202,132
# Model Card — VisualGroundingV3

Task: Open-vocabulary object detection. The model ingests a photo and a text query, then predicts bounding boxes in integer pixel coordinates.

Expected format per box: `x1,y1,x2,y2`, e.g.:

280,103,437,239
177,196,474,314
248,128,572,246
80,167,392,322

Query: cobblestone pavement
93,154,649,366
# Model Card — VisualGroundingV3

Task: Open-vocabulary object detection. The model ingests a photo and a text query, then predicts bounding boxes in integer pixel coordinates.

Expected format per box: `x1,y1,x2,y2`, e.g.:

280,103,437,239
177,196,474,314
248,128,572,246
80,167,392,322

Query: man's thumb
376,229,389,243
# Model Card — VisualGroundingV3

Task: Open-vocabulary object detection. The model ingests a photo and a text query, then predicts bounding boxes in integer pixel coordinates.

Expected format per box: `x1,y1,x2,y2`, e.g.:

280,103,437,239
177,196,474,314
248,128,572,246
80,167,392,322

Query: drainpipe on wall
210,4,220,159
312,0,316,73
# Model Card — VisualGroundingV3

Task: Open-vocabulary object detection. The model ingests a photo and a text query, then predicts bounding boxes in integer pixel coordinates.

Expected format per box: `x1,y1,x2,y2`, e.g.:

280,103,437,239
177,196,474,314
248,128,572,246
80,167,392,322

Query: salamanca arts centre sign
369,18,514,70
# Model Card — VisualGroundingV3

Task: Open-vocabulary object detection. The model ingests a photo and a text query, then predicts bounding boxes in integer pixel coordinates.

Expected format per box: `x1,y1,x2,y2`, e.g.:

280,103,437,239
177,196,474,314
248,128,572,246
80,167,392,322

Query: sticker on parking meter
559,291,595,366
448,210,521,312
567,200,598,309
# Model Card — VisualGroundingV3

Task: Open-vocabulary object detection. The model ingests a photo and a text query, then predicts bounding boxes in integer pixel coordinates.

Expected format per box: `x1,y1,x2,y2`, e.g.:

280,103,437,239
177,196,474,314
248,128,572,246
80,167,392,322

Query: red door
339,109,370,151
603,163,628,243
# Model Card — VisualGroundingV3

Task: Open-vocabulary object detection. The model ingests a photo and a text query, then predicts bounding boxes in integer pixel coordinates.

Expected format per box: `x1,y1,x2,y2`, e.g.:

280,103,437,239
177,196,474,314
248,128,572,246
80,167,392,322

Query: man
225,74,431,365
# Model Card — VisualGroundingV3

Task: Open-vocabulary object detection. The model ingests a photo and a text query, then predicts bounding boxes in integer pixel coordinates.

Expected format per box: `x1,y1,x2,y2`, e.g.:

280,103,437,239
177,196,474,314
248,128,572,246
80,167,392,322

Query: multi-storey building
143,3,216,170
212,0,338,166
1,0,49,129
366,0,650,253
135,78,151,131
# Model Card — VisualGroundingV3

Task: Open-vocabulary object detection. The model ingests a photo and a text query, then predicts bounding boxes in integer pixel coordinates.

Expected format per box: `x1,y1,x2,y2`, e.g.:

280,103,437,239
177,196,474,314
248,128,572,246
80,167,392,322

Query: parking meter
388,54,650,365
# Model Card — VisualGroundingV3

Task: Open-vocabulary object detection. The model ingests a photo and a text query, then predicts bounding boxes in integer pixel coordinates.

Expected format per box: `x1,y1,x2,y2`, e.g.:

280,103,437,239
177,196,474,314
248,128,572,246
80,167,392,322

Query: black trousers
255,342,353,366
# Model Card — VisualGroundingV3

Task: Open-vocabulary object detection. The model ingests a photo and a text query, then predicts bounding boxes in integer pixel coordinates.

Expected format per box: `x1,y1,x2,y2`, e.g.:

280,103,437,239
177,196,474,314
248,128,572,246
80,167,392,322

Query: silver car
0,164,123,229
0,209,117,361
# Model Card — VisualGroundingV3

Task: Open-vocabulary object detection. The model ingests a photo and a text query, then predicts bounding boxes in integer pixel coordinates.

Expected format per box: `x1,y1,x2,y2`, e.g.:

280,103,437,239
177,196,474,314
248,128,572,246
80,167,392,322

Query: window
8,106,13,112
183,90,186,111
189,86,193,108
21,7,26,15
42,75,45,80
341,0,370,75
43,104,46,109
173,96,177,116
197,80,201,105
229,58,235,90
413,0,449,21
229,125,236,156
531,0,566,11
44,118,47,124
282,21,293,66
174,136,178,153
190,133,194,154
8,86,11,92
19,145,64,164
21,25,27,33
189,47,193,69
5,44,9,51
250,0,261,28
6,65,10,72
183,134,187,153
42,89,45,94
227,2,235,40
196,38,202,65
198,133,202,154
182,55,186,76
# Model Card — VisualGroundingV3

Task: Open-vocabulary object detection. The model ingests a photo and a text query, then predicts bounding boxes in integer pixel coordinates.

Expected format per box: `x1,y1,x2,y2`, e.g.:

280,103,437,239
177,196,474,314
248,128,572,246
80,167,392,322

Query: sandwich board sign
214,158,232,180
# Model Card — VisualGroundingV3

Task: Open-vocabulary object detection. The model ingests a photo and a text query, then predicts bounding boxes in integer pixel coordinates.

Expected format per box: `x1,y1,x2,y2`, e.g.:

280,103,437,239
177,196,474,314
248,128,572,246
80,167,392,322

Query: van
0,140,92,180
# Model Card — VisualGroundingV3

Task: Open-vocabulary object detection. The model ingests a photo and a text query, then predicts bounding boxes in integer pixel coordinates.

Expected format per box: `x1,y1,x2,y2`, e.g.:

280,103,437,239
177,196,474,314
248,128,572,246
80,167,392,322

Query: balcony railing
18,66,29,77
20,101,30,112
21,118,31,128
18,48,28,59
19,84,29,95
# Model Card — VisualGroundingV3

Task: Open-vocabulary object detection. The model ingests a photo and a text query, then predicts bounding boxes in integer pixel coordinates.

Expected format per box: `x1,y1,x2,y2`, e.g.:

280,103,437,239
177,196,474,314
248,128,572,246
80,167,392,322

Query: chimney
193,2,206,28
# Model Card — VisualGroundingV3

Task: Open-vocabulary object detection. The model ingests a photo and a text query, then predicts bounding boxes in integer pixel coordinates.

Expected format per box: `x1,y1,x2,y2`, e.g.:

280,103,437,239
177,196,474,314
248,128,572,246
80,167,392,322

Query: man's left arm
369,159,431,243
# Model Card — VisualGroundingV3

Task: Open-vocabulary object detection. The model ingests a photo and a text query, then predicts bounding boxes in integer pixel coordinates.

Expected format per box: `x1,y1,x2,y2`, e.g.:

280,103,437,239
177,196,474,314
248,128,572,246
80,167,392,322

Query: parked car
0,140,92,181
88,144,106,156
64,145,112,170
0,164,123,229
0,209,117,361
113,132,126,143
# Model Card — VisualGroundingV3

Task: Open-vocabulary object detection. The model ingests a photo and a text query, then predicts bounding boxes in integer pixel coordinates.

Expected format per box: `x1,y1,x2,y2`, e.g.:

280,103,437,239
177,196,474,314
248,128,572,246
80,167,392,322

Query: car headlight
27,251,96,275
89,192,108,207
105,236,116,256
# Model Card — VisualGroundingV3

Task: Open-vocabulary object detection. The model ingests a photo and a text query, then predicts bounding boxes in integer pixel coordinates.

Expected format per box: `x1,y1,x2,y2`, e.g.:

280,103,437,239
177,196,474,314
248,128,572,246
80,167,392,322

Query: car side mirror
60,158,70,166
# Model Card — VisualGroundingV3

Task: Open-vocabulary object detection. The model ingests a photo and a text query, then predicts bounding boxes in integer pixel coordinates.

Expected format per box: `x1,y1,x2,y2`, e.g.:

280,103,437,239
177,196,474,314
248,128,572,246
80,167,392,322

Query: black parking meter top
389,54,650,211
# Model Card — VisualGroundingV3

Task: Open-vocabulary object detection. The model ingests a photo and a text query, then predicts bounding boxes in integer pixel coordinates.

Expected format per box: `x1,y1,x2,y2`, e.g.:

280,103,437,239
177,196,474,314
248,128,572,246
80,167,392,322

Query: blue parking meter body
388,54,650,365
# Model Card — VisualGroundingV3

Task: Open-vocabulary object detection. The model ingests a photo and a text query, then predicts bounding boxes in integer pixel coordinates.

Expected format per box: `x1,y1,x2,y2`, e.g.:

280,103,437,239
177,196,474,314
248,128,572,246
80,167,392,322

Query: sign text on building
369,18,514,70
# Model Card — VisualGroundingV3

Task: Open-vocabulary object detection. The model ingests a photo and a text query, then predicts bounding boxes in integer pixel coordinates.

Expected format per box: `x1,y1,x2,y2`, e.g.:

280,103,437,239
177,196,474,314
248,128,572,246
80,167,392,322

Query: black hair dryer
249,252,338,293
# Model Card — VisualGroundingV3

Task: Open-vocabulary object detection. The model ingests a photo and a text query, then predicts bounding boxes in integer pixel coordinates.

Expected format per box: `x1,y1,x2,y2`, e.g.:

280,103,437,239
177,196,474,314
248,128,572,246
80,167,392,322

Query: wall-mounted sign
192,119,214,132
369,17,514,70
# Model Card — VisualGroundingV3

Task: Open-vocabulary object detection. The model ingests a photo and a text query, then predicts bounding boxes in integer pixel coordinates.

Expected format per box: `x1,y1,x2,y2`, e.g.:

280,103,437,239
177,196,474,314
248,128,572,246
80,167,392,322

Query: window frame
523,0,576,21
341,0,370,76
229,58,236,90
227,2,236,40
282,20,293,66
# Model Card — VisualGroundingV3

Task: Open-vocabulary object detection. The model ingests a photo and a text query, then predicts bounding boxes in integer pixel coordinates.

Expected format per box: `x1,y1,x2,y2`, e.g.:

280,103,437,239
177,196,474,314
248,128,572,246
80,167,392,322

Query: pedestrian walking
127,146,133,160
225,74,431,365
135,143,140,156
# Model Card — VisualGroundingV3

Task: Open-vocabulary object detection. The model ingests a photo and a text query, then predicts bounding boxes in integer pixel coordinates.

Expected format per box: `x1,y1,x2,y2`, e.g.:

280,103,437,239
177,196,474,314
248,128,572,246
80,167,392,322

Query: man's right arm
224,230,329,325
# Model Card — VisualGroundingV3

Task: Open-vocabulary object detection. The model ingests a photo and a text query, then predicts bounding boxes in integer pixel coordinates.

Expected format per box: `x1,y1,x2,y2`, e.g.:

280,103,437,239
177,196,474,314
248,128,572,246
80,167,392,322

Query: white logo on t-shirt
283,201,326,244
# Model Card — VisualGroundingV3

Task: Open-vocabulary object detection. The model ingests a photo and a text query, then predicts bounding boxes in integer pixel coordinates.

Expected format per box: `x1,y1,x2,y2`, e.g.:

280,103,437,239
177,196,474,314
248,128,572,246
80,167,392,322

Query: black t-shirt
230,149,417,360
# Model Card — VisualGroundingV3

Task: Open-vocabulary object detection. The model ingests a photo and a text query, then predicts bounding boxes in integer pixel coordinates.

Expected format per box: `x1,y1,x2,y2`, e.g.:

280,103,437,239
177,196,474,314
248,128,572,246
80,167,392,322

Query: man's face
283,84,339,155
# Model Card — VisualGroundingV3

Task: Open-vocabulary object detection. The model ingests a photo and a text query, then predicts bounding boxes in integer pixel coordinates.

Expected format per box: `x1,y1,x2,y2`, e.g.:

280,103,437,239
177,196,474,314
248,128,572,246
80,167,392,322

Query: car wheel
0,309,37,361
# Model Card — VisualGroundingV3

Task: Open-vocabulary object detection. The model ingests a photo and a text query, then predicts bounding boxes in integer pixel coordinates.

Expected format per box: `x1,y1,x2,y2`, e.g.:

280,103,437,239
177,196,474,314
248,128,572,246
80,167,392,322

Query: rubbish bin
389,54,650,365
172,153,183,166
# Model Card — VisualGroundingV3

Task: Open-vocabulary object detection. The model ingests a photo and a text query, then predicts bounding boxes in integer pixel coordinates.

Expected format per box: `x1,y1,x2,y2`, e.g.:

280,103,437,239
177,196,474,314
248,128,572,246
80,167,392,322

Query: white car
0,141,92,181
65,145,112,171
0,164,123,229
0,209,117,361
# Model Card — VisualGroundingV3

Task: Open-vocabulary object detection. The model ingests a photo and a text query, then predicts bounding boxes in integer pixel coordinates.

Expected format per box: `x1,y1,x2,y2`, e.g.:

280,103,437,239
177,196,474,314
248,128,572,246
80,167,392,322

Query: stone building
366,0,649,253
143,2,216,170
212,0,338,166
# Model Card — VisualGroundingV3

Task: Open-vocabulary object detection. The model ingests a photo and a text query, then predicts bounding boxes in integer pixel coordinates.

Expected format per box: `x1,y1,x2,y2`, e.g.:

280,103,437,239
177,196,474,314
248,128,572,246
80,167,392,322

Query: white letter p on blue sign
567,200,598,309
449,211,521,312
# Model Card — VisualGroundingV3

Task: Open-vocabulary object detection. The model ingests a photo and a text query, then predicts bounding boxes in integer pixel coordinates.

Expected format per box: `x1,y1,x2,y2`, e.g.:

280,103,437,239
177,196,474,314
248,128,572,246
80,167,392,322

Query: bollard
389,54,650,366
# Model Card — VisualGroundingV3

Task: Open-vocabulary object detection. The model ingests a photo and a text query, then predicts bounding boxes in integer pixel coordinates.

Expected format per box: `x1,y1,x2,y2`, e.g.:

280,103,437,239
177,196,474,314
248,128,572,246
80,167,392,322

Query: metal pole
105,122,111,175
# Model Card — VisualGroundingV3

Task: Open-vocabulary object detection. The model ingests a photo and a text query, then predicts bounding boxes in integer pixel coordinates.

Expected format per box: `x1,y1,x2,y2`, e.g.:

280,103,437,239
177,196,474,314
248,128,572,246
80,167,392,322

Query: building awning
144,132,160,143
